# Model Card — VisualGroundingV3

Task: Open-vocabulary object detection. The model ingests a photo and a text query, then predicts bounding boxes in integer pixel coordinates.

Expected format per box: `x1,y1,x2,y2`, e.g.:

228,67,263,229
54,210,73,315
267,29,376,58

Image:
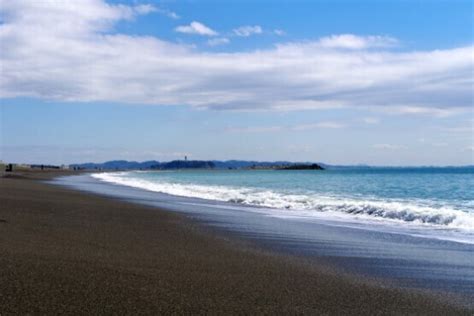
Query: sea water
92,167,474,244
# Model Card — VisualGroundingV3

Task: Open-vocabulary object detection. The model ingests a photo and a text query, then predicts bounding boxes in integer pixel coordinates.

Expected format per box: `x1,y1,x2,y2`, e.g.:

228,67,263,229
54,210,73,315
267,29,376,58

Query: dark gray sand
0,171,471,314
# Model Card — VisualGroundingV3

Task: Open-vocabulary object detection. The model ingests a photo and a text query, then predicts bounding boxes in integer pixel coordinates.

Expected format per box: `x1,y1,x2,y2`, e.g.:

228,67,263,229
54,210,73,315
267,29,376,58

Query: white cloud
0,0,150,34
175,21,217,36
318,34,398,49
166,11,180,19
233,25,262,37
207,37,230,46
0,1,472,114
273,29,286,36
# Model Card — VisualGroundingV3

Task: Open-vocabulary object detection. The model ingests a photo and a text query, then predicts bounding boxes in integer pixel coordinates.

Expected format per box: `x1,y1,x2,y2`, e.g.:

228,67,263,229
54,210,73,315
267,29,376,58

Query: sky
0,0,473,166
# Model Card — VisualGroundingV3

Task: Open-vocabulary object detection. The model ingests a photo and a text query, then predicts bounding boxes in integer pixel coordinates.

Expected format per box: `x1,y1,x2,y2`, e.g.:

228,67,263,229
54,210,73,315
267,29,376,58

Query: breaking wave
92,172,474,231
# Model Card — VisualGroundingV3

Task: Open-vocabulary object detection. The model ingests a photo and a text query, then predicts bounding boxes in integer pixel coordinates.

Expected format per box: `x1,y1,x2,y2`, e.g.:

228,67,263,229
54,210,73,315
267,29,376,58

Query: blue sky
114,0,472,51
0,0,473,165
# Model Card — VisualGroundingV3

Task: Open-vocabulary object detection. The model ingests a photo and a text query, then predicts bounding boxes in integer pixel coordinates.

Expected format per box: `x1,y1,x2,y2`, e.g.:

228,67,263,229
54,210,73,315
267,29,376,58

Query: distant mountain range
70,160,331,170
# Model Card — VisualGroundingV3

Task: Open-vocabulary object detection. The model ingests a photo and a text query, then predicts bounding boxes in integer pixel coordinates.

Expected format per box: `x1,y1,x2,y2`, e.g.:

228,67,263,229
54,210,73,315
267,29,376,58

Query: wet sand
0,171,470,314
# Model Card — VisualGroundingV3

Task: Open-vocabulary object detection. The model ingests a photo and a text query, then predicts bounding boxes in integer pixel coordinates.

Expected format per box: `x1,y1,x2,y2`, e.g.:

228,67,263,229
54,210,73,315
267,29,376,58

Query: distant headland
66,160,327,171
277,163,324,170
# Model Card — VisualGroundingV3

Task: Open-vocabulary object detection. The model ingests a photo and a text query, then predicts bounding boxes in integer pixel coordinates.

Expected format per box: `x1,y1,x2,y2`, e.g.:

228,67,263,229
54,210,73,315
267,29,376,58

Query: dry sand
0,170,470,314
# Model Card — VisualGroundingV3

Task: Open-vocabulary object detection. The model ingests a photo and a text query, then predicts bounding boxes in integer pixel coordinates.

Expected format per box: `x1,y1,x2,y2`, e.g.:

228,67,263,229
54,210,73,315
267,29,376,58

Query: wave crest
92,172,473,230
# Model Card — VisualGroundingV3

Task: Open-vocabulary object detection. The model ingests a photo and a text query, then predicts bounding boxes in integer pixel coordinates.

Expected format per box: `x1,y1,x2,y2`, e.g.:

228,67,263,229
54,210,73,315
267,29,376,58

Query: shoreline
89,168,474,245
58,172,474,297
1,170,471,314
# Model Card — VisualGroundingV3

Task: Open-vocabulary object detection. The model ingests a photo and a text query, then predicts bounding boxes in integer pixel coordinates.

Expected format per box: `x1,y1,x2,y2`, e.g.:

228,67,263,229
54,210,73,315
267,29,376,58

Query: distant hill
70,160,160,170
151,160,215,170
71,159,330,170
212,160,294,169
69,160,474,171
278,163,324,170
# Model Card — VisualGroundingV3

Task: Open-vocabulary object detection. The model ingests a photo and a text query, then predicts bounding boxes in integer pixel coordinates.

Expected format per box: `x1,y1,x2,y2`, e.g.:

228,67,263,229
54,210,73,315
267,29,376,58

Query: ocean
92,167,474,244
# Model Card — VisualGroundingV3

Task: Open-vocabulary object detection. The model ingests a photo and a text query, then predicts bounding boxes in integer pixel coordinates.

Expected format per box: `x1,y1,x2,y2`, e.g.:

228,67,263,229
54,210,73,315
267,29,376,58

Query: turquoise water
93,167,474,243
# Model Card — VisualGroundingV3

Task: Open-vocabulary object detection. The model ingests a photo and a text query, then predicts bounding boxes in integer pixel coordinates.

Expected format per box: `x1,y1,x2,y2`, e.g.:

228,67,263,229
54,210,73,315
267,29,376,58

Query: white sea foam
92,172,474,233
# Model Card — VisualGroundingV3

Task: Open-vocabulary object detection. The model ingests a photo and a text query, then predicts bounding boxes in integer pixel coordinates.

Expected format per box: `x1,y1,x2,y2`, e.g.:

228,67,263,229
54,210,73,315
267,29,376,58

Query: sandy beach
0,170,471,314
